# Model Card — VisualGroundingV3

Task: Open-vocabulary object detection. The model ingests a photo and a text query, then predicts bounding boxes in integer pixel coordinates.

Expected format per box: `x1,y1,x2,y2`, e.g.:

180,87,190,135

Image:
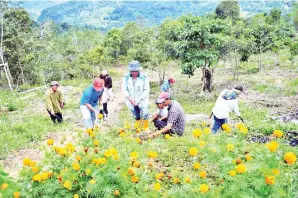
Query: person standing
103,70,114,100
122,60,150,131
161,78,175,93
80,78,104,129
46,81,64,123
210,85,245,133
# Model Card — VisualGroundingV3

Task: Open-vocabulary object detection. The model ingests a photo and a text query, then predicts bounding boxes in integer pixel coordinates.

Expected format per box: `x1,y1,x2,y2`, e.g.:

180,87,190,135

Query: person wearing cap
122,60,150,130
161,78,175,93
210,85,245,133
46,81,64,123
80,78,104,129
149,92,186,138
151,99,168,130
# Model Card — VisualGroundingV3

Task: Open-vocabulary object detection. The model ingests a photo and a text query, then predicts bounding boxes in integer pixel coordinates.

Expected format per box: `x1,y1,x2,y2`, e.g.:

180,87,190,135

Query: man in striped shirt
149,92,186,138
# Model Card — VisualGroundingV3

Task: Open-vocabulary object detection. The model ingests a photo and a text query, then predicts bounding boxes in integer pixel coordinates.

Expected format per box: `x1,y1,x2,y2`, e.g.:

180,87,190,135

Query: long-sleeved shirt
161,80,170,92
46,89,63,113
80,85,103,107
104,76,112,89
122,72,150,110
212,89,240,119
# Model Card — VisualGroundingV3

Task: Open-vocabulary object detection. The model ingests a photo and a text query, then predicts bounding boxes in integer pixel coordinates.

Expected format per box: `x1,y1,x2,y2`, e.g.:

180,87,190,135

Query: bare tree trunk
233,49,238,80
201,67,206,93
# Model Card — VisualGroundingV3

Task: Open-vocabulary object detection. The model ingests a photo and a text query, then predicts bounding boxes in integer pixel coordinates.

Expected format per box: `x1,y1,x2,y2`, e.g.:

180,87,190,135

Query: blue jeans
131,105,149,120
154,120,167,130
80,105,99,129
212,115,227,134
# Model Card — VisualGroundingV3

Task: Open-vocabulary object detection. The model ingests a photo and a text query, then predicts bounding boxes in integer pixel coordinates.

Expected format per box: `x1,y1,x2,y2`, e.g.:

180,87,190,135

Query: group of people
46,60,245,137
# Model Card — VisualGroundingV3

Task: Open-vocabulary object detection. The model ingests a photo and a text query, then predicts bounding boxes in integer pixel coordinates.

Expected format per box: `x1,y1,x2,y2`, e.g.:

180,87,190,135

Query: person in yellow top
46,81,64,123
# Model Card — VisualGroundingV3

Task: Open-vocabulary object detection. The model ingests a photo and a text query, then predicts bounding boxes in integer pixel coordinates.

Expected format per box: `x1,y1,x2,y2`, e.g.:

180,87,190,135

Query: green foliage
215,0,240,21
292,2,298,30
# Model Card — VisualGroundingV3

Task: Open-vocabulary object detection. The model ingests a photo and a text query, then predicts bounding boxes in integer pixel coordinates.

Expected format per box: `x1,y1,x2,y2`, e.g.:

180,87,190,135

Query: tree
215,0,240,21
292,2,298,31
104,28,122,65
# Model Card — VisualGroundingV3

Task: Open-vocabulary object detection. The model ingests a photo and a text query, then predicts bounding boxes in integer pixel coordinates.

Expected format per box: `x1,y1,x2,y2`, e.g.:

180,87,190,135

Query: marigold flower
1,183,8,190
199,184,209,193
136,137,142,144
114,190,120,196
153,183,161,191
226,144,235,151
58,148,67,156
76,155,81,161
173,177,180,184
47,139,54,146
156,173,164,180
128,168,135,175
165,134,171,139
284,152,296,165
203,128,211,135
23,157,31,166
66,142,75,152
201,122,207,127
236,164,246,174
13,191,20,198
229,170,236,177
98,113,104,119
222,124,231,133
133,161,141,168
148,161,153,167
41,172,49,181
93,139,99,147
31,166,39,173
192,128,202,138
63,180,72,190
189,147,198,157
86,128,93,135
32,174,42,182
72,163,80,171
89,132,96,138
90,179,96,184
86,169,92,175
273,130,283,138
193,162,201,170
236,123,248,134
236,158,242,164
199,171,207,179
272,169,280,175
130,151,139,159
131,175,139,183
184,176,191,183
266,141,279,152
265,176,275,185
74,194,79,198
29,160,37,167
119,132,125,137
147,151,158,159
245,154,252,161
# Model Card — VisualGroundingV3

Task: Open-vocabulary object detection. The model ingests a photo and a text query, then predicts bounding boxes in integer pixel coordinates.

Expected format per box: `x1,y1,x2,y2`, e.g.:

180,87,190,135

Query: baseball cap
93,78,104,91
169,78,175,84
50,81,59,86
156,92,171,103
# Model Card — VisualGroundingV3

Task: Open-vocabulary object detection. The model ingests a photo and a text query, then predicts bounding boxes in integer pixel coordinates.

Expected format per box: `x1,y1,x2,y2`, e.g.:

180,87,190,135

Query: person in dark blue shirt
80,78,104,129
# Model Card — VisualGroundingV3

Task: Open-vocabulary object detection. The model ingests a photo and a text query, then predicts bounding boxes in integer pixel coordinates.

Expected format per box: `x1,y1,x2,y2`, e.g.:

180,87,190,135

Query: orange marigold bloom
245,154,252,161
93,139,99,147
23,157,31,166
222,124,231,133
173,177,180,184
199,171,207,179
193,128,203,138
1,183,8,190
47,139,54,146
284,152,296,165
184,176,191,183
229,170,236,177
13,191,21,198
266,141,279,152
189,147,198,157
155,173,164,180
193,162,201,170
199,184,209,193
114,190,120,196
131,175,139,183
76,155,82,161
273,130,283,138
236,164,246,174
147,151,158,159
203,128,211,135
135,137,142,144
72,163,80,171
153,183,161,191
133,161,141,168
128,168,135,176
265,176,275,185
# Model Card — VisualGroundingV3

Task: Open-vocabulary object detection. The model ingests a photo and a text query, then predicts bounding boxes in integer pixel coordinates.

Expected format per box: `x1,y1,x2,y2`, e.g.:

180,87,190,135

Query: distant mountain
18,1,295,30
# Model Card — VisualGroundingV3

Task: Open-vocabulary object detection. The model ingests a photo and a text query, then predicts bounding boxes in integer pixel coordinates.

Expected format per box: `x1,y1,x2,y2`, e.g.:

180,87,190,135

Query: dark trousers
212,115,227,133
103,103,108,115
154,120,167,130
47,110,63,123
133,106,141,120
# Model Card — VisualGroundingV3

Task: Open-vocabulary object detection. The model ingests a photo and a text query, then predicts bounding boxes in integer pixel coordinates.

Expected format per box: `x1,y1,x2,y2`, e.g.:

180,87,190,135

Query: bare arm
149,123,173,138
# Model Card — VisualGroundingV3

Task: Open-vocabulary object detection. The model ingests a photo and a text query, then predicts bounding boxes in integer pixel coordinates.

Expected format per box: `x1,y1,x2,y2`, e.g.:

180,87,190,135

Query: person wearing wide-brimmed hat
80,78,104,129
122,60,150,131
46,81,64,123
161,78,175,93
210,85,245,133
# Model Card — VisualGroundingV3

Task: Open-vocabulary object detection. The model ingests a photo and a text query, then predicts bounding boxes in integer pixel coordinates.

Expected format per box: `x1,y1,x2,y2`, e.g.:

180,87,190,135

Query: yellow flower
93,139,99,147
265,176,275,185
119,132,125,137
192,128,202,138
199,171,207,179
173,177,180,184
272,169,280,175
31,166,39,173
76,155,82,161
266,141,279,152
199,184,209,193
201,122,207,127
133,161,141,168
113,154,119,161
1,183,8,190
131,175,139,183
64,180,72,190
13,191,21,198
284,152,296,165
193,162,201,170
226,143,235,151
236,123,248,134
58,148,67,156
222,124,231,133
86,169,92,176
155,173,164,180
189,147,198,157
273,130,283,138
23,157,31,166
229,170,236,177
98,113,104,119
41,172,49,181
236,164,246,174
90,179,96,184
130,151,139,159
184,176,191,183
245,154,252,161
66,142,75,152
199,141,206,148
128,168,135,176
153,183,161,191
74,194,79,198
125,122,130,129
165,134,171,139
86,128,93,135
32,174,42,182
203,128,211,135
72,163,80,171
147,151,158,159
29,160,37,167
47,139,54,146
136,137,142,144
114,190,120,196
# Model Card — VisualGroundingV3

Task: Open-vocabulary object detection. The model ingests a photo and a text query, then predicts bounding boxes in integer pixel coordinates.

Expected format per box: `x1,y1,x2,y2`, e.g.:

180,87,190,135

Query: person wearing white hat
122,60,150,131
46,81,64,123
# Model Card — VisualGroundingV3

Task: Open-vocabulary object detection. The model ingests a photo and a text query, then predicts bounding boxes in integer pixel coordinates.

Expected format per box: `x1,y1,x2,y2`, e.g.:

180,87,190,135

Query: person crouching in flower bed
46,81,64,123
210,85,245,133
80,78,104,129
151,99,168,130
149,92,186,138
